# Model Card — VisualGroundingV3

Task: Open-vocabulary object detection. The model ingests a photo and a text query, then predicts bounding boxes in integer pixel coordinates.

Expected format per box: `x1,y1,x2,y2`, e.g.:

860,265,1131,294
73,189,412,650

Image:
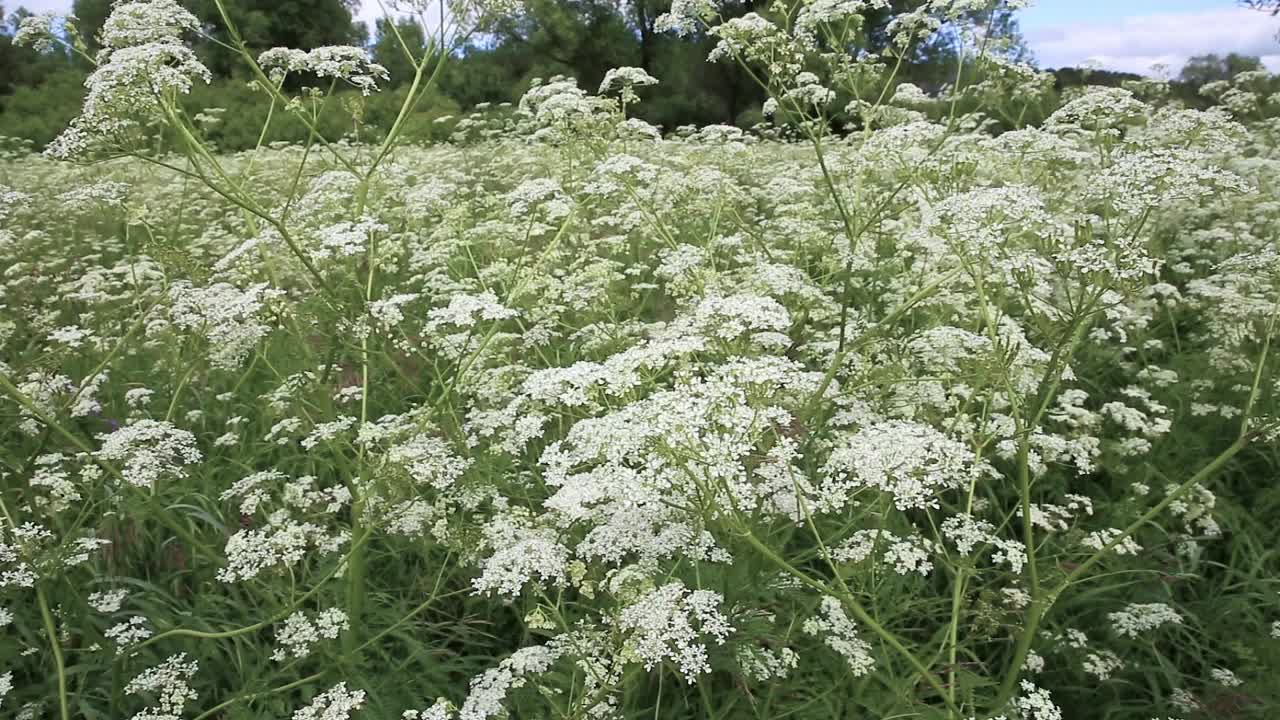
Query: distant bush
0,68,86,148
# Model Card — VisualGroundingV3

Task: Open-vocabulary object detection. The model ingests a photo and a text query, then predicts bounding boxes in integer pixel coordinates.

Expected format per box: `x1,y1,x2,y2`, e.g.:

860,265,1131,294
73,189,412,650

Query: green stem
988,431,1255,713
737,526,961,716
39,584,71,720
130,531,371,653
192,671,325,720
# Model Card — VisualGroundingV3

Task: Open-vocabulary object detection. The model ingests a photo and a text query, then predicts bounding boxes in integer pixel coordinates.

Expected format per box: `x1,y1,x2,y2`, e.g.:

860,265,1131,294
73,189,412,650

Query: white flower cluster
259,47,390,95
458,645,561,720
423,291,518,358
1081,650,1123,680
821,421,986,512
615,582,733,681
1012,680,1063,720
13,13,58,52
12,370,109,434
1108,602,1184,638
833,529,939,576
802,596,874,676
28,453,84,513
383,433,471,490
292,682,366,720
96,420,202,489
533,358,820,564
517,77,614,141
124,653,198,720
309,217,388,261
0,524,51,589
101,0,200,48
654,0,716,36
272,608,350,662
106,616,153,651
89,588,129,613
167,281,281,370
598,66,659,104
1081,528,1142,556
736,644,799,682
7,11,1280,714
218,513,349,583
48,1,210,158
472,514,570,597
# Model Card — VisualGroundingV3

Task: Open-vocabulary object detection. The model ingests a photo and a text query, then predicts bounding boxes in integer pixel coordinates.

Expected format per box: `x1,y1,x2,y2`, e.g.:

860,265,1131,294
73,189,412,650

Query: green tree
187,0,365,77
70,0,110,52
371,16,427,88
1,5,77,95
1179,52,1263,88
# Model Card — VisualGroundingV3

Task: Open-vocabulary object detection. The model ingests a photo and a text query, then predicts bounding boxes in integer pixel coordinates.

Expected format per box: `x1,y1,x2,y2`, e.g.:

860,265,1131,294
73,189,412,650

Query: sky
12,1,1280,77
1018,1,1280,75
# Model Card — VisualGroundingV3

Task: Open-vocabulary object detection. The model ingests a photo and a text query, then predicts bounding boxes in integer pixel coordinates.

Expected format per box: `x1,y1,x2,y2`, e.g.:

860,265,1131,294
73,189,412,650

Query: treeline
0,0,1268,151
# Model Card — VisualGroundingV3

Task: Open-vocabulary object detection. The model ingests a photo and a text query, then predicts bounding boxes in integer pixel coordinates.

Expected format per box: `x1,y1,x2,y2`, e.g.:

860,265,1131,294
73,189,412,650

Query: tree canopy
15,0,1228,149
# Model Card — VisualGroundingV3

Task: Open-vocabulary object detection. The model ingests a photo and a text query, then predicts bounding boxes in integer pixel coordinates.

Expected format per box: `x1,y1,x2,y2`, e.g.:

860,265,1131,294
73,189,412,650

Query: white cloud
1026,7,1280,76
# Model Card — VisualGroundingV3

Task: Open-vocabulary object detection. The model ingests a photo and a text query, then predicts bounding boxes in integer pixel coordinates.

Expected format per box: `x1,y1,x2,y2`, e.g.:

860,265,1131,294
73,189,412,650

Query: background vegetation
1,0,1269,151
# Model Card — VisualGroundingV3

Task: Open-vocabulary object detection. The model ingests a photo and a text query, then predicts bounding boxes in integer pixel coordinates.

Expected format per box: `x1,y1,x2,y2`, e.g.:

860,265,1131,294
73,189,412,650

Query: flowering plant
1,1,1278,720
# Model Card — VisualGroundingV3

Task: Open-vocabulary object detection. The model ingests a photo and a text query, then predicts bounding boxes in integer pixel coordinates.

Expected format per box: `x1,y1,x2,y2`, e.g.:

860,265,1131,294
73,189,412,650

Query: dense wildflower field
3,2,1280,720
